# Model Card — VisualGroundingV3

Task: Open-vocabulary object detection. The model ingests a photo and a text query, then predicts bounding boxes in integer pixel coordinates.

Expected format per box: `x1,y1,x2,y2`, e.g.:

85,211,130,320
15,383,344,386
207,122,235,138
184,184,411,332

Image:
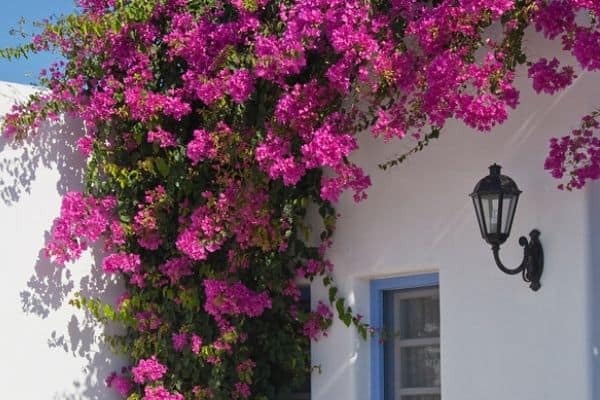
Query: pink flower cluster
203,279,272,329
255,131,306,186
159,257,193,285
545,112,600,189
321,164,372,203
233,382,251,399
124,87,191,122
303,301,333,340
187,128,217,165
528,1,600,187
176,203,226,261
297,259,333,279
528,58,575,95
171,332,188,352
133,186,169,250
573,29,600,71
301,115,358,169
534,0,575,40
102,253,141,274
136,311,162,332
191,334,203,355
106,372,133,397
236,359,256,375
177,184,278,261
533,0,600,73
168,331,203,354
45,192,120,264
282,280,301,300
132,356,167,384
143,385,184,400
148,127,177,148
275,81,334,138
7,0,595,204
102,252,148,287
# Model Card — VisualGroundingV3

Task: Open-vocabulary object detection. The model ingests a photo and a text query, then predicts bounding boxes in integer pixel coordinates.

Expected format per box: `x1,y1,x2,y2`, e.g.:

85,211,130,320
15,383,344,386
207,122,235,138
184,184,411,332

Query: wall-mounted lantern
469,164,544,291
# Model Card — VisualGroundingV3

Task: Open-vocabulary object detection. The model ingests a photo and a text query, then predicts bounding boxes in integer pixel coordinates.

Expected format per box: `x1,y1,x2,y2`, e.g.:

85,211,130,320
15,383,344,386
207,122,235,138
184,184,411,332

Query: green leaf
328,287,338,303
154,157,170,177
335,298,345,317
103,304,115,320
340,313,352,327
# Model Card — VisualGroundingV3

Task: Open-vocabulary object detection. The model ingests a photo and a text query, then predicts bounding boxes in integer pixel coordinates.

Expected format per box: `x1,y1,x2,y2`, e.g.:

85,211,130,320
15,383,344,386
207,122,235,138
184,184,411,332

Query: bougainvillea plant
1,0,599,399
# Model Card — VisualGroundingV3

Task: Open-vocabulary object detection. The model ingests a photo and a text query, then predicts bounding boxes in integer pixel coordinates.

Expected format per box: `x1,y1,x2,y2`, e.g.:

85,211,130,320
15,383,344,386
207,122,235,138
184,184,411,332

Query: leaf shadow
0,89,86,206
1,84,126,399
45,249,127,400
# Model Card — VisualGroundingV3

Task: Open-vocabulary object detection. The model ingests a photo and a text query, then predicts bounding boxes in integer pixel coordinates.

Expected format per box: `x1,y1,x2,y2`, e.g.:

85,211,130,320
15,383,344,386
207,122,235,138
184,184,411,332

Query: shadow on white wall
1,84,124,399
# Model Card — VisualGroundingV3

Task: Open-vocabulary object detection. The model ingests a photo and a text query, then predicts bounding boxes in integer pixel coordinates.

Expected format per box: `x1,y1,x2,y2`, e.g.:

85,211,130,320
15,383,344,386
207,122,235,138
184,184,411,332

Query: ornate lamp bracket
491,229,544,291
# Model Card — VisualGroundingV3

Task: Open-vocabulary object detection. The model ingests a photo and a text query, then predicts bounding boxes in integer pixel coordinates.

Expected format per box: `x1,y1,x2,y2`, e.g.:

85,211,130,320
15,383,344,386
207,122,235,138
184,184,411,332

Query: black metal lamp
470,164,544,291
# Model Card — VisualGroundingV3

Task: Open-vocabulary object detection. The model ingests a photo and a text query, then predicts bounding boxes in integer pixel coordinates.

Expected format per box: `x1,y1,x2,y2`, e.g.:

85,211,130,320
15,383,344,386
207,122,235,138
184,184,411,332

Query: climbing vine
1,0,598,399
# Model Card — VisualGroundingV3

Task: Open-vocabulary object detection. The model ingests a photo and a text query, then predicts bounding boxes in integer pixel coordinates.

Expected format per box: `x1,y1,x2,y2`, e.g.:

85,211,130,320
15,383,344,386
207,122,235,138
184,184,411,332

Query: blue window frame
370,273,440,400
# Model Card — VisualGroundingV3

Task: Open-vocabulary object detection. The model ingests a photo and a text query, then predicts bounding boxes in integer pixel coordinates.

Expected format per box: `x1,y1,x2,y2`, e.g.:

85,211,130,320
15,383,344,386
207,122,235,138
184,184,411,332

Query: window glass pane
383,285,441,400
397,294,440,339
400,345,441,388
299,286,311,313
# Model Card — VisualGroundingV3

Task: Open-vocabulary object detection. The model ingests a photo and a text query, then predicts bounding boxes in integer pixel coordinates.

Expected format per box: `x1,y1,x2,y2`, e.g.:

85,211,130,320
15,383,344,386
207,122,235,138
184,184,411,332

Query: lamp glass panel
481,194,500,235
500,195,517,235
472,197,485,237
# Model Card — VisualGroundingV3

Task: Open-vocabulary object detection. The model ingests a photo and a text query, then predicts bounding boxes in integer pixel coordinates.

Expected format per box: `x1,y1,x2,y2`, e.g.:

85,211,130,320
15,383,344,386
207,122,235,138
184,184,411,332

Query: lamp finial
489,164,501,176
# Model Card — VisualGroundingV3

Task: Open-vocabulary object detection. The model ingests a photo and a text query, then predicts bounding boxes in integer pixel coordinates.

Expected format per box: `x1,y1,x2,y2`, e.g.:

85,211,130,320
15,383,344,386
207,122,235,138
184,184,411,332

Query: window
371,274,440,400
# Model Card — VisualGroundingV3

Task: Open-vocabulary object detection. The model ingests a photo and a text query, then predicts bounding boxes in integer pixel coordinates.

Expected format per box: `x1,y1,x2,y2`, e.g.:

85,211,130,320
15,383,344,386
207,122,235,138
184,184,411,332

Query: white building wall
588,182,600,399
311,31,600,400
0,81,124,399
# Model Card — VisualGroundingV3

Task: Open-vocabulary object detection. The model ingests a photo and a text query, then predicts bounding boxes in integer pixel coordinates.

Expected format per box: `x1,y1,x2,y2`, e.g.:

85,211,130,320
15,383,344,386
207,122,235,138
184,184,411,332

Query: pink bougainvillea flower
131,356,167,384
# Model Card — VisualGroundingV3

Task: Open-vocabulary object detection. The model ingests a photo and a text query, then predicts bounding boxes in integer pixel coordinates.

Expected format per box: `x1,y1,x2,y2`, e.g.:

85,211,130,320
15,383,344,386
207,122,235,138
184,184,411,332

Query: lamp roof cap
470,164,522,197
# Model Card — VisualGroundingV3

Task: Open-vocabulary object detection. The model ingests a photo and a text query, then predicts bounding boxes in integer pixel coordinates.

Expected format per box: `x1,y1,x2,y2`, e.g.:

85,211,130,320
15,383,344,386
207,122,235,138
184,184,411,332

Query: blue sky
0,1,76,85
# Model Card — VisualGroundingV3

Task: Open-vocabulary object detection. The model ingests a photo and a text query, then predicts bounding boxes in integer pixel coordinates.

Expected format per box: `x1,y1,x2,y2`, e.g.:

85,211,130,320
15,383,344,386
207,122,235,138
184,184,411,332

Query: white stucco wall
0,81,124,399
311,30,600,400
